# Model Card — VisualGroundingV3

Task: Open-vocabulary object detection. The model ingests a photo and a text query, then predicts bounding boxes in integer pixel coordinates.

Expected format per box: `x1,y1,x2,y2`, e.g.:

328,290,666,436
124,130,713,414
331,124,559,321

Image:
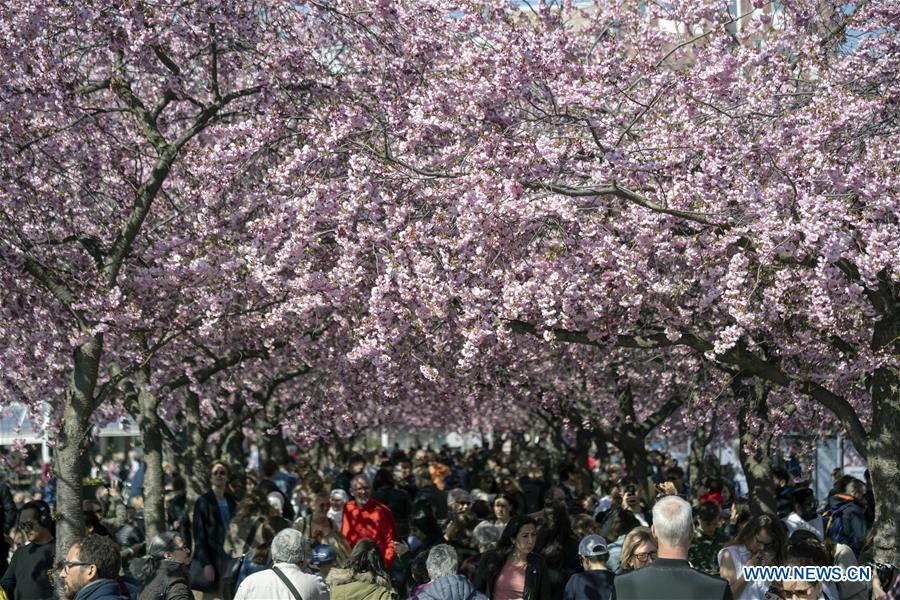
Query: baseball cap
578,534,609,558
310,544,337,566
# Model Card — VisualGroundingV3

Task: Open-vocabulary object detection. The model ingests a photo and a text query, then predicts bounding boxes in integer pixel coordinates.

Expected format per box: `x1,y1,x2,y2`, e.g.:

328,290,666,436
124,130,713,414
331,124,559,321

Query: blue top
217,497,232,529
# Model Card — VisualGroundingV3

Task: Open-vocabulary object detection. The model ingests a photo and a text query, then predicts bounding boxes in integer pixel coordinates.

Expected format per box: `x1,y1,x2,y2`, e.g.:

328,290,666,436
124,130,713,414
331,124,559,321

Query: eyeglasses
634,551,657,562
62,561,94,571
212,470,227,477
19,521,36,532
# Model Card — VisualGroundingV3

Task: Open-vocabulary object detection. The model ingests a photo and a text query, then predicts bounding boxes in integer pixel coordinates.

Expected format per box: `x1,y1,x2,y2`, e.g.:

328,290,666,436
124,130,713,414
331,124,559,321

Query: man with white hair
415,544,488,600
614,496,733,600
234,528,329,599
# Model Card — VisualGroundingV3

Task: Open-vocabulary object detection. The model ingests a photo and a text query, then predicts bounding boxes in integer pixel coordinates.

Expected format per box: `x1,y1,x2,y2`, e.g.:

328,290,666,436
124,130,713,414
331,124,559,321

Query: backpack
822,502,850,544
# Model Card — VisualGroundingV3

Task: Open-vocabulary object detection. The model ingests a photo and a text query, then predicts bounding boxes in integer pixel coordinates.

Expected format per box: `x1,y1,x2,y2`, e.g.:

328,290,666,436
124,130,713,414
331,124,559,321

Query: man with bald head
341,474,398,570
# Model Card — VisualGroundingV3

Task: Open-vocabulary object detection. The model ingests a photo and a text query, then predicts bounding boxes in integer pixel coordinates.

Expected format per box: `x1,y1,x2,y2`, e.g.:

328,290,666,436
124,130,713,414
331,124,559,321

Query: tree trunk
617,433,652,502
688,412,717,492
55,336,103,567
136,366,165,540
222,424,245,469
866,282,899,563
735,377,776,516
180,389,212,504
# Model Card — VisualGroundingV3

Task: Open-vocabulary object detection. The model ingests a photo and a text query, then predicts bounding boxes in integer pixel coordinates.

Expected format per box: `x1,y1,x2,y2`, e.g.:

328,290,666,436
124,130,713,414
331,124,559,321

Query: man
564,534,616,600
688,501,730,576
334,454,366,494
615,496,732,600
342,474,397,570
774,467,795,519
258,460,295,520
823,477,868,555
0,500,55,600
59,534,130,600
783,487,825,539
234,528,328,599
446,488,472,516
0,475,16,575
415,544,488,600
193,461,238,600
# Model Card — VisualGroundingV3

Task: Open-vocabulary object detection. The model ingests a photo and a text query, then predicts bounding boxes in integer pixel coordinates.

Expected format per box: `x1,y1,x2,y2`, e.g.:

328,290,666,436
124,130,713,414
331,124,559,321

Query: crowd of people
0,442,896,600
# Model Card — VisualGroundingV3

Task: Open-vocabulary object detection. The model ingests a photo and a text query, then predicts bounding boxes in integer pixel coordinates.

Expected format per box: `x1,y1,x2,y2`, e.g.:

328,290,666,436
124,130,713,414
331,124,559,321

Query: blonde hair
619,526,654,572
321,531,352,567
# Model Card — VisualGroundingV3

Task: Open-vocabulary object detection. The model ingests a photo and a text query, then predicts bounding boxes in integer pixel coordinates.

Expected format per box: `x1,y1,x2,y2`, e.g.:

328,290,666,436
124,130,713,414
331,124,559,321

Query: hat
578,534,609,558
310,544,337,566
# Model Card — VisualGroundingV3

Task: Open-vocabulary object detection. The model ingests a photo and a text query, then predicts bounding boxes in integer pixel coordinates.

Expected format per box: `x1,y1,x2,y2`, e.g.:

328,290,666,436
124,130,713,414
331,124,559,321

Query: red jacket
341,498,397,570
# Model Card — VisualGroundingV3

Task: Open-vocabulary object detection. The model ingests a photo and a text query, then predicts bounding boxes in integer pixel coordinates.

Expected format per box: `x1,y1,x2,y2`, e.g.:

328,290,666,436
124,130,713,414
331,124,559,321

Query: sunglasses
20,521,37,532
212,470,228,476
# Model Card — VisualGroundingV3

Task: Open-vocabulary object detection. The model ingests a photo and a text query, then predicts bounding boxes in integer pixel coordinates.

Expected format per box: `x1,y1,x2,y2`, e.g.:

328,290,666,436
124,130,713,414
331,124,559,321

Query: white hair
447,488,471,507
271,528,308,564
472,521,501,549
330,489,349,503
651,495,693,547
426,544,459,579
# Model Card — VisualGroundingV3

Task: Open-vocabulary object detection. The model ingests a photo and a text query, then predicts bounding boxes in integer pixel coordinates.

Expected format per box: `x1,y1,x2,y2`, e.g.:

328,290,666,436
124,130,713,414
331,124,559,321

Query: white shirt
782,512,825,539
234,562,330,600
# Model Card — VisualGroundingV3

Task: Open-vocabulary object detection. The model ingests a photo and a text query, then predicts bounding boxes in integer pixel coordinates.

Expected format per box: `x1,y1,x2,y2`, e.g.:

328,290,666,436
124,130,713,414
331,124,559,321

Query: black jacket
0,482,16,573
474,550,551,600
192,490,237,573
0,540,56,600
138,560,192,600
614,558,732,600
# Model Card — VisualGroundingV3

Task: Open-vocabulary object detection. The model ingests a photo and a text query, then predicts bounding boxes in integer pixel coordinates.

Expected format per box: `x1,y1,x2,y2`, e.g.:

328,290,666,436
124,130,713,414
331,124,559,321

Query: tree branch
524,181,730,227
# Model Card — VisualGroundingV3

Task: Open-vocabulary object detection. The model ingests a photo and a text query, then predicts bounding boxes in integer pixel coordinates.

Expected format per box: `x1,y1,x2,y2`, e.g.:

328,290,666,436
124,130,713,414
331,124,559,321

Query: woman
617,527,657,574
232,519,279,591
491,493,518,531
223,488,270,587
600,507,642,572
718,514,787,600
136,532,192,600
322,531,353,567
225,490,270,550
474,515,551,600
475,474,500,496
293,492,336,546
499,476,527,521
725,498,752,539
328,489,350,531
535,504,581,597
326,538,396,600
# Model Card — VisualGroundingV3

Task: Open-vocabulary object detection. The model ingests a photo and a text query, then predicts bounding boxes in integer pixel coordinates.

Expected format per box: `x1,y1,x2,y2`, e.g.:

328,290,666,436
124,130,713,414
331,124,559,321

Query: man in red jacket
342,474,397,570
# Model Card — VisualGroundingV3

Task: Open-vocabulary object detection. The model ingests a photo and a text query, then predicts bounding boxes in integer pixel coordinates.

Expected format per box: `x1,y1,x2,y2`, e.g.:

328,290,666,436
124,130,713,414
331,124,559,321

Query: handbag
224,517,264,584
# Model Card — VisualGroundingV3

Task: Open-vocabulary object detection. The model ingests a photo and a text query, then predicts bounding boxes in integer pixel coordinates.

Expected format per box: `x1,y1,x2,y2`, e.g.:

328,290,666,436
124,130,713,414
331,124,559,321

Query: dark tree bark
136,366,165,540
734,376,776,517
54,335,103,562
865,273,899,564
